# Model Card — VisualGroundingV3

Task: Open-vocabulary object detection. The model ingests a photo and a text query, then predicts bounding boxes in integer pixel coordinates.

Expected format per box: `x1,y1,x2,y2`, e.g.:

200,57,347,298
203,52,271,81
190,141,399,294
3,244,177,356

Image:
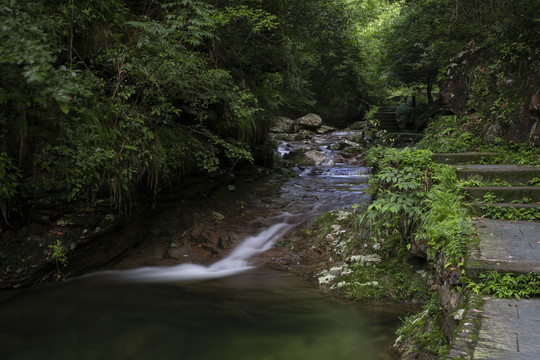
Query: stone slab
463,186,540,203
468,203,540,217
456,165,540,184
467,219,540,277
433,153,499,165
473,298,540,359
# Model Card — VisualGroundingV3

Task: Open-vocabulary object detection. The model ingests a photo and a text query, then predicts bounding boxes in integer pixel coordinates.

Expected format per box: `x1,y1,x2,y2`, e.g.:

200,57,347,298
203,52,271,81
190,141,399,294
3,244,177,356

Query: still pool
0,269,414,360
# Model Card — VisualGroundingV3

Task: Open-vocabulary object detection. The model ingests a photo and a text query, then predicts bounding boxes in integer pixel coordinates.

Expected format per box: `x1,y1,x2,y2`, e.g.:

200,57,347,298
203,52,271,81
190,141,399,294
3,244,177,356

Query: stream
0,130,414,359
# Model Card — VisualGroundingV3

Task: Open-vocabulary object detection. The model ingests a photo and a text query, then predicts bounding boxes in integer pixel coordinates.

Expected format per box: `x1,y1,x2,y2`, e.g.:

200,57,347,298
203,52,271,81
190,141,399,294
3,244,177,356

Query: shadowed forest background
1,0,539,228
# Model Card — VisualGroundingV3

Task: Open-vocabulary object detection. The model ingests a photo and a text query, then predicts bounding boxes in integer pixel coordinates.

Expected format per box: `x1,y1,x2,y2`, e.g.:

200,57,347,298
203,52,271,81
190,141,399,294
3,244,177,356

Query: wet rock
330,281,347,289
329,265,345,276
356,281,379,286
271,116,297,133
316,125,336,134
483,122,504,143
304,150,326,165
318,273,335,285
348,121,367,131
294,130,312,141
347,254,381,266
285,148,326,166
328,140,356,151
295,113,323,130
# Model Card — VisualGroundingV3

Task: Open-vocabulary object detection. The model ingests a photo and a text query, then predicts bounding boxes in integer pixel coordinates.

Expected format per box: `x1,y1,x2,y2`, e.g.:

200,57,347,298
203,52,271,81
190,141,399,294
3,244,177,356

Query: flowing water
0,131,414,359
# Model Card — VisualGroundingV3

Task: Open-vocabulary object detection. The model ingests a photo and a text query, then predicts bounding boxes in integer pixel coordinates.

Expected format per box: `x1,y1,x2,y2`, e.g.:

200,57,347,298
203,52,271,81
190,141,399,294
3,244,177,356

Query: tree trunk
426,79,433,105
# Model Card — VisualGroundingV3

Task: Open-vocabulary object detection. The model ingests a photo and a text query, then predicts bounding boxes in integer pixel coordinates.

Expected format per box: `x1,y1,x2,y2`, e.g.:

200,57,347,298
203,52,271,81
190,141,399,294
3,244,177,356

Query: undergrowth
417,115,540,166
465,272,540,300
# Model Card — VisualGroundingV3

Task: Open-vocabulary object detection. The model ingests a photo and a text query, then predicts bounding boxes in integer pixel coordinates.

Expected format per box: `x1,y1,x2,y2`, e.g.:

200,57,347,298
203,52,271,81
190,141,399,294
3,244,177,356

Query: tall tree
382,0,446,104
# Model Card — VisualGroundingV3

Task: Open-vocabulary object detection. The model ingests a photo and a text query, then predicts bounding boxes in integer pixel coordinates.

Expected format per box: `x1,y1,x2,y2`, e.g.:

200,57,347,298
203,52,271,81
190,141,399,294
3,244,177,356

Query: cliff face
440,41,540,146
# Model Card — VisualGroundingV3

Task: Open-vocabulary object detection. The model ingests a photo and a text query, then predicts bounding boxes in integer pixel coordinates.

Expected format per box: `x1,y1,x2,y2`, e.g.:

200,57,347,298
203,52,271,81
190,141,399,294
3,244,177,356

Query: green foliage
481,205,540,221
357,147,434,253
417,115,483,153
363,105,392,146
382,0,447,103
467,272,540,300
365,146,434,174
357,147,472,268
529,177,540,187
1,0,389,217
352,0,402,101
395,298,450,358
418,115,540,166
344,258,429,301
362,168,424,240
48,239,67,280
0,0,270,211
462,178,512,187
416,185,471,267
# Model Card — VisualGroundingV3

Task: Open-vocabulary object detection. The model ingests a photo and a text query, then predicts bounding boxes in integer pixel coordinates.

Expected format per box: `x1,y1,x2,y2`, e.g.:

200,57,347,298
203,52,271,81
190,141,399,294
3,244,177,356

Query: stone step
378,118,399,124
377,107,397,112
374,113,397,120
381,127,402,132
468,202,540,217
471,298,540,359
463,186,540,203
432,152,499,165
456,165,540,184
466,219,540,278
379,122,401,128
392,132,423,140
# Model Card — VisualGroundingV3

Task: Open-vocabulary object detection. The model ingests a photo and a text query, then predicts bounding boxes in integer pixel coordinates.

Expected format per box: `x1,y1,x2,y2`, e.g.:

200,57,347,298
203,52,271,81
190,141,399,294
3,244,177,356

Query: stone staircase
432,153,540,360
373,107,401,132
456,164,540,217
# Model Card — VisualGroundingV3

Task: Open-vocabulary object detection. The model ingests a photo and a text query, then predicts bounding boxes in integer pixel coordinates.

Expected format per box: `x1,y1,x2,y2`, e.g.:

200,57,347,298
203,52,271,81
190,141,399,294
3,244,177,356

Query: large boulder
284,147,326,165
270,116,296,133
295,113,323,130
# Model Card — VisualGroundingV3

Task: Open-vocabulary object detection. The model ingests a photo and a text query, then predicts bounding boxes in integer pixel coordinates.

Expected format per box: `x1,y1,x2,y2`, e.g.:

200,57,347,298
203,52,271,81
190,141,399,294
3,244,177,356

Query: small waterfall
87,215,296,283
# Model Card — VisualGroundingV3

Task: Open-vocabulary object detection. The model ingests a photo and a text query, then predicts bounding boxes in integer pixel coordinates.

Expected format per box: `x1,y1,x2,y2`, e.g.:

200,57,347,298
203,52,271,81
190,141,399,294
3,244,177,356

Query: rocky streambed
108,112,374,286
0,112,370,289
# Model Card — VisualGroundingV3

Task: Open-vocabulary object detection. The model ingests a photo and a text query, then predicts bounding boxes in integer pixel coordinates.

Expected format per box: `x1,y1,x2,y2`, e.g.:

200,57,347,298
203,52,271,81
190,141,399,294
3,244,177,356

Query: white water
82,130,368,284
87,214,297,283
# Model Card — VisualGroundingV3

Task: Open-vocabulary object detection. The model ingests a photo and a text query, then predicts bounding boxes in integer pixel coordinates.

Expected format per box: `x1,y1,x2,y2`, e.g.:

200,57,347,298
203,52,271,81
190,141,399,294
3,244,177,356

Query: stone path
467,219,540,277
468,220,540,360
433,154,540,360
373,106,401,132
473,298,540,360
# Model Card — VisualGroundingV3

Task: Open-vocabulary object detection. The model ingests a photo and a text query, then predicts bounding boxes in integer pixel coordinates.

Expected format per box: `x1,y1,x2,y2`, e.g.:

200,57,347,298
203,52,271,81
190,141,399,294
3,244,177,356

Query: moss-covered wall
440,42,540,145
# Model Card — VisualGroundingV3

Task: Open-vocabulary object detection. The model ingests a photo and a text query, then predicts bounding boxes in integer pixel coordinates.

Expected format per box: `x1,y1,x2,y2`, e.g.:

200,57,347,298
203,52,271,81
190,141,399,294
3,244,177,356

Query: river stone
330,281,347,290
347,254,381,266
285,147,323,165
295,113,323,130
303,150,326,165
328,140,356,151
329,265,345,276
316,125,336,134
286,148,326,165
318,274,335,285
357,281,379,286
270,116,296,133
294,130,312,141
348,121,367,130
